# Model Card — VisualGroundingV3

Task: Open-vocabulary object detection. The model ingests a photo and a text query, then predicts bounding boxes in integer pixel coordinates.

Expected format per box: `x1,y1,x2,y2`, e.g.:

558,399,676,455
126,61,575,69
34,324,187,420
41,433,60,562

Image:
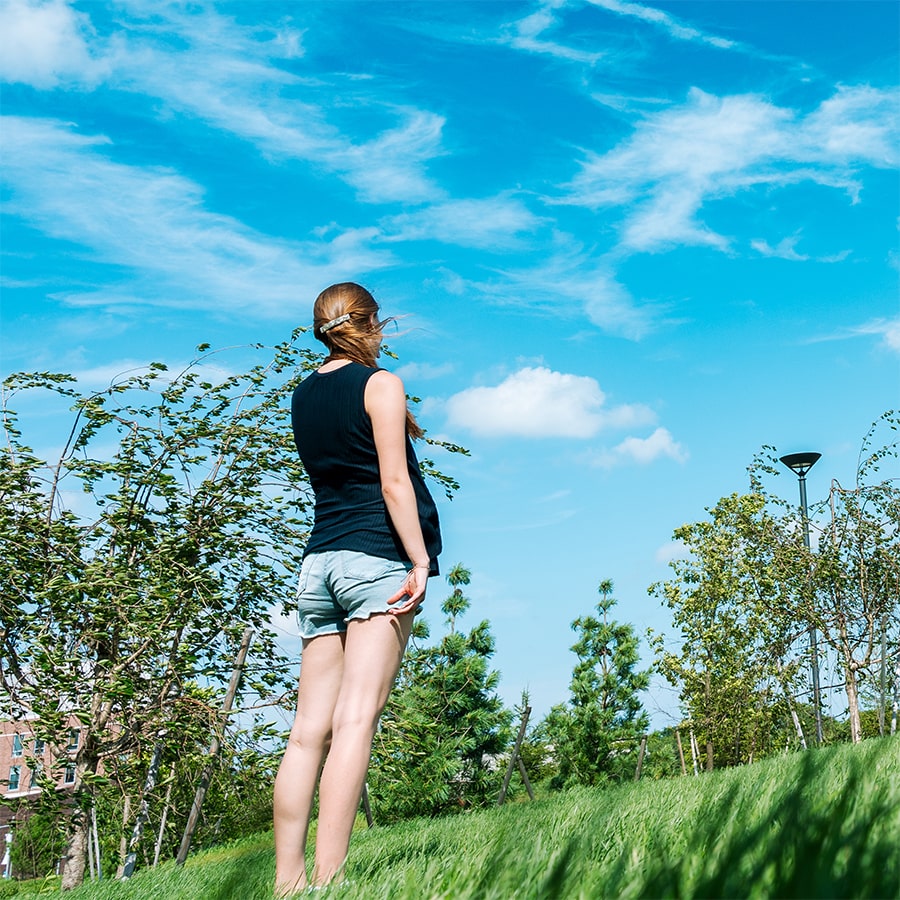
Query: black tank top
291,362,441,573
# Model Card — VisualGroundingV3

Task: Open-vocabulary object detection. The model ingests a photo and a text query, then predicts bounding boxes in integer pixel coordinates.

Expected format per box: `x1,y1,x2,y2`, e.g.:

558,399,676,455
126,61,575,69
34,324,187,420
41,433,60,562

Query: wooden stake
86,812,95,881
122,738,165,879
176,627,253,866
634,735,647,781
361,783,374,827
153,764,176,867
516,757,535,801
116,795,131,878
91,804,102,880
675,729,687,776
498,705,532,806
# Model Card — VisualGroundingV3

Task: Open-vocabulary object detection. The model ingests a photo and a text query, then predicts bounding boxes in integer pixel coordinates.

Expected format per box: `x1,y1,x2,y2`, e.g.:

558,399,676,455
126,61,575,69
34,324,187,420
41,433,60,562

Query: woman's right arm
365,369,430,612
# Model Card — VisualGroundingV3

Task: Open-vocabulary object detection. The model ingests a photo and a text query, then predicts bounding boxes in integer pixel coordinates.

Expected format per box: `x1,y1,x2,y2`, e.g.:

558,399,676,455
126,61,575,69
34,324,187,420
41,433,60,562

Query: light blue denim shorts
295,550,412,640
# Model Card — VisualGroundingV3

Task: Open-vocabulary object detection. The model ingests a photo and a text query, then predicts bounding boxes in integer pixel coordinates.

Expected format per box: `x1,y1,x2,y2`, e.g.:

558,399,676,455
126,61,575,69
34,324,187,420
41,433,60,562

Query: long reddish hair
313,282,423,439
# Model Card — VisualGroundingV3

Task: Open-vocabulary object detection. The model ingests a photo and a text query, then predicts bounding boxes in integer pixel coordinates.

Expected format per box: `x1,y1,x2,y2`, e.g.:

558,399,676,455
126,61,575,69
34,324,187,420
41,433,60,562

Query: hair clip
318,313,351,333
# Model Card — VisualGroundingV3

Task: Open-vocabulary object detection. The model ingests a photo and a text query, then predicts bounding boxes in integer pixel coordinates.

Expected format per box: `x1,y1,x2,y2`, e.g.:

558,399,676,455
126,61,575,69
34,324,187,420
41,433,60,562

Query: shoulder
364,369,406,413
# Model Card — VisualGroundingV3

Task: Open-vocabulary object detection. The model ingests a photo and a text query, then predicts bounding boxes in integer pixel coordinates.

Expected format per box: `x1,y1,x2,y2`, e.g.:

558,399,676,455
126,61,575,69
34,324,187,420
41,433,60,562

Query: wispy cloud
499,0,782,70
563,85,900,253
67,358,236,392
445,366,656,438
2,116,391,315
751,236,808,261
394,362,455,382
586,0,737,50
808,317,900,355
501,1,603,65
471,243,659,339
751,236,852,263
1,0,445,204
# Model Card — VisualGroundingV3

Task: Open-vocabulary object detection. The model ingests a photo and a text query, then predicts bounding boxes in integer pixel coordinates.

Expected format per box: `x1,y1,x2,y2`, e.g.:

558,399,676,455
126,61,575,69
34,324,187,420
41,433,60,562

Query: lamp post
780,451,823,745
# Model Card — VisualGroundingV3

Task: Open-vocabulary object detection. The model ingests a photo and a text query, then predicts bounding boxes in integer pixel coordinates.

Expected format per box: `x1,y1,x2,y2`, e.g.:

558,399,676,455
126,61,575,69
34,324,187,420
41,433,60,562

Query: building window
67,729,80,752
33,738,45,755
63,765,76,785
29,762,43,790
12,734,23,757
8,766,21,792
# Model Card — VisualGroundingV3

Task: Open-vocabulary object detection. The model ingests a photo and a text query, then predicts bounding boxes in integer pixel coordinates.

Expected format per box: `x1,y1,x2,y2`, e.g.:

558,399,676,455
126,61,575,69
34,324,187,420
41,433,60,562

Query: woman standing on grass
273,282,441,895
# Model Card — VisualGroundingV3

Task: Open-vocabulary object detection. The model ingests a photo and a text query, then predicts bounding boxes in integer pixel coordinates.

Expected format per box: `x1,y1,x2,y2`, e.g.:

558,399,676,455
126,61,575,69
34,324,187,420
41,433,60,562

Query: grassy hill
11,737,899,899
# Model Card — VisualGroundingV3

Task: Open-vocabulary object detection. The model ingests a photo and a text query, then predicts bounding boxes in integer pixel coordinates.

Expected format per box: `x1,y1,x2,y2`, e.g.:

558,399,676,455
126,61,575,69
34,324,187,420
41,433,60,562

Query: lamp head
779,451,821,477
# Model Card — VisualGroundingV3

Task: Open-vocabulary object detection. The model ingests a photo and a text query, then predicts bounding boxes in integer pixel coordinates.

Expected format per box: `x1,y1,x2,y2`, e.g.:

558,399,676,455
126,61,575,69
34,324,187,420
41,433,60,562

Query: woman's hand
387,565,429,615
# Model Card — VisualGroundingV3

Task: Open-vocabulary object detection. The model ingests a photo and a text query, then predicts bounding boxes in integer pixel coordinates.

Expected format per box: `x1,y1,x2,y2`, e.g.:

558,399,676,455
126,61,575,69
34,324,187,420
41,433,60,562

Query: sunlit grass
14,737,898,899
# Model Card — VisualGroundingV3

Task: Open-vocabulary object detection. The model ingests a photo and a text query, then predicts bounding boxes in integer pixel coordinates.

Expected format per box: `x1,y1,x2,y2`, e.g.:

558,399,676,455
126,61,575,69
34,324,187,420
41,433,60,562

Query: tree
542,580,651,787
368,564,512,821
749,411,900,744
650,494,806,768
651,413,900,764
0,341,316,886
7,804,67,881
0,337,466,887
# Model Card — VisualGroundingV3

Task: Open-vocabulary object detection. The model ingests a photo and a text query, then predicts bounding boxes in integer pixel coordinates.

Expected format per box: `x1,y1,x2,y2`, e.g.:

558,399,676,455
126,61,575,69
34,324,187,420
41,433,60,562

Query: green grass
14,737,899,899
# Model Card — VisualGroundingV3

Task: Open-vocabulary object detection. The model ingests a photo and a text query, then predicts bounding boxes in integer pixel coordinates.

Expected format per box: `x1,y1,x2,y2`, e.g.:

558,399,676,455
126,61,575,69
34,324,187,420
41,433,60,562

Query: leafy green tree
369,564,512,821
93,683,278,877
650,494,806,768
749,411,900,744
7,805,67,881
542,580,651,787
639,728,683,780
0,340,317,886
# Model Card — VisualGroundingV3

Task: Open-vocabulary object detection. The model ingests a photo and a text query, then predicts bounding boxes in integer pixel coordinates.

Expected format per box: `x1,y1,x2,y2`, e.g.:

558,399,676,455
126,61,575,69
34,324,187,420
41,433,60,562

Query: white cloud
381,196,542,250
564,85,900,253
2,116,391,315
591,427,688,467
0,0,110,87
445,366,654,438
446,367,604,438
800,85,900,166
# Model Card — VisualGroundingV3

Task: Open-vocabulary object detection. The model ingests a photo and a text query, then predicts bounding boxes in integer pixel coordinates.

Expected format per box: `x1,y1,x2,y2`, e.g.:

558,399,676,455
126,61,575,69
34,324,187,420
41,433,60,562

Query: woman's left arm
365,370,430,613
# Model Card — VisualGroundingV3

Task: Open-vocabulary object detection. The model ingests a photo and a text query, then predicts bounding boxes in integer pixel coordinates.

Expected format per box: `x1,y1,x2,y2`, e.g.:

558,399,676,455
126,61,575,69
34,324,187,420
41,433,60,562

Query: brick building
0,717,82,879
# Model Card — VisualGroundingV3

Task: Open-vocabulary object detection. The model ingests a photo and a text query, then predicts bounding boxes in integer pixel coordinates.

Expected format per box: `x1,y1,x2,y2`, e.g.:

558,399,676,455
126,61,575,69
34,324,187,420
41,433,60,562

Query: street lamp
780,451,823,745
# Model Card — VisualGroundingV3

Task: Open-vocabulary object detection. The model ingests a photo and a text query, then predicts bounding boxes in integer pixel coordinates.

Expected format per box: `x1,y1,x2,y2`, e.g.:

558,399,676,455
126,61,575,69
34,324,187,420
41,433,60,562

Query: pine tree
542,579,650,787
368,564,512,821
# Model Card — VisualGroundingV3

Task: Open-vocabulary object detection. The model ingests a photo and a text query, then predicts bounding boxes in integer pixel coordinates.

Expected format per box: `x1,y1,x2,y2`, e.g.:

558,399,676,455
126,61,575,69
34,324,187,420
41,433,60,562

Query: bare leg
273,632,345,897
312,612,413,885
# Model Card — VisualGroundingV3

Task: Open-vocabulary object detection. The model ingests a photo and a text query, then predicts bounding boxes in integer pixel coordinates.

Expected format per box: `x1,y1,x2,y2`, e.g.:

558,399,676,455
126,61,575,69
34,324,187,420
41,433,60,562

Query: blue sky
2,0,898,728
